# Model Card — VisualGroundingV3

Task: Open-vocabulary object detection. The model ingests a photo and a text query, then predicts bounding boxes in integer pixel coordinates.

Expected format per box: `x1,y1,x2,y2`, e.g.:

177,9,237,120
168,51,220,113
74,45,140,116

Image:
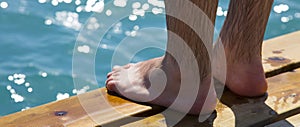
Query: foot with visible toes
106,56,217,115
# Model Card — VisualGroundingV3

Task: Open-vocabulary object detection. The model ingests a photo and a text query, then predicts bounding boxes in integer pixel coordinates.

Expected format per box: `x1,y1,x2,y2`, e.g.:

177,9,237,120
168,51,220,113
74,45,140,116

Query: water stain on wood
264,56,292,67
54,111,68,116
272,49,285,54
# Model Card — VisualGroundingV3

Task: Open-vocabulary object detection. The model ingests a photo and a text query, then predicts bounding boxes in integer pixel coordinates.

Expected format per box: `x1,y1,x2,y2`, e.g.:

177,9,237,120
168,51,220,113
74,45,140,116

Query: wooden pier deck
1,31,300,127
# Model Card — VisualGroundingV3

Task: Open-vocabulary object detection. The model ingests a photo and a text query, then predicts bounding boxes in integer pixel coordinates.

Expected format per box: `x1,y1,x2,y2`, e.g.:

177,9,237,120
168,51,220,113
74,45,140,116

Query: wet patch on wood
272,49,284,54
264,56,292,67
54,111,68,116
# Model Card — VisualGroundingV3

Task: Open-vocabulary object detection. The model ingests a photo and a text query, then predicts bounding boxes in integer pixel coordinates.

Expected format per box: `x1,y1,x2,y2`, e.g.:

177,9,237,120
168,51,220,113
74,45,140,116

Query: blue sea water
0,0,299,116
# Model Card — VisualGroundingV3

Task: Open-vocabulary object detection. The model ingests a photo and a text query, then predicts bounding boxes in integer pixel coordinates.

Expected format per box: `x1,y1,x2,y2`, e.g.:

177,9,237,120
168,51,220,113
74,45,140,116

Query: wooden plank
216,68,300,127
262,31,300,77
117,69,300,127
119,101,230,127
265,113,300,127
0,88,152,127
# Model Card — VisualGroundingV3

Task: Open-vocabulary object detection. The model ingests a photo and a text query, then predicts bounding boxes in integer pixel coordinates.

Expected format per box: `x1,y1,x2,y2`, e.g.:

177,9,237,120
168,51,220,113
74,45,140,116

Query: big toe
106,71,119,92
106,80,119,92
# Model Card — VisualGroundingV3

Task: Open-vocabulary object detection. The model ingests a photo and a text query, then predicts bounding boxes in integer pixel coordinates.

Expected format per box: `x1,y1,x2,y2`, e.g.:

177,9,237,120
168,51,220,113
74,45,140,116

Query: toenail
112,73,119,76
107,73,113,78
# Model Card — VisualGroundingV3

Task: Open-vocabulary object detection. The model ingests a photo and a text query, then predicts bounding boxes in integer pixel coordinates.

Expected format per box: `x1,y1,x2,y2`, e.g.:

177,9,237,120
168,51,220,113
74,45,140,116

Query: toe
107,68,122,78
107,72,113,78
106,80,119,92
124,63,133,69
107,71,119,78
112,65,121,71
105,76,114,84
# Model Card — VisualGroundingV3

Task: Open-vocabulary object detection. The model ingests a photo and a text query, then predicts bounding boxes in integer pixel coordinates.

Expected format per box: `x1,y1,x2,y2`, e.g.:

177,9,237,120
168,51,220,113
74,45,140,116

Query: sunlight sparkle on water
90,0,104,13
133,9,145,16
6,85,12,90
39,72,48,77
216,6,227,17
44,19,53,25
21,107,30,111
38,0,47,4
14,78,25,85
63,0,72,4
152,7,163,15
142,3,150,10
55,11,81,31
217,10,223,16
0,1,8,9
129,14,137,21
133,25,139,31
125,25,139,37
27,87,33,93
295,13,300,18
77,45,90,53
51,0,59,6
125,31,131,36
130,31,137,37
11,93,24,103
113,22,122,34
101,44,108,49
76,6,83,12
281,16,290,23
72,86,90,94
132,2,141,9
87,17,100,30
148,0,165,8
9,89,15,94
56,93,70,100
106,9,112,16
11,73,26,85
75,0,81,5
8,75,14,81
114,0,127,7
223,11,228,16
273,4,289,14
25,82,30,87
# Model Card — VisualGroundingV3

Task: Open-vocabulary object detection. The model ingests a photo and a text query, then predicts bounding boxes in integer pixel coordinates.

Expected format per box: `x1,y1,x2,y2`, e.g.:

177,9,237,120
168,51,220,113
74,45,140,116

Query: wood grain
117,69,300,127
0,88,152,127
262,31,300,77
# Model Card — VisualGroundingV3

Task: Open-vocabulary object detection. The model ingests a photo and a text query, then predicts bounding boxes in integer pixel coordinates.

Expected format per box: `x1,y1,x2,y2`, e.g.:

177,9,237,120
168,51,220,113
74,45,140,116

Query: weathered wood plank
263,31,300,77
0,88,152,127
119,101,228,127
118,69,300,127
265,113,300,127
217,69,300,127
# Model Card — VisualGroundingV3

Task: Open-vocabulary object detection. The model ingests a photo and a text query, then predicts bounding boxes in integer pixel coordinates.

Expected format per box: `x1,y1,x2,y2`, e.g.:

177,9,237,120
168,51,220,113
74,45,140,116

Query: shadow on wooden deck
101,69,300,127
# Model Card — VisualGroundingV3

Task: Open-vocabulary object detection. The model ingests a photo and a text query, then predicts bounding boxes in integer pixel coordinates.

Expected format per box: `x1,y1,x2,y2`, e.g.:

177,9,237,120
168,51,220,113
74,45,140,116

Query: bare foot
106,56,217,115
214,43,267,97
226,58,267,97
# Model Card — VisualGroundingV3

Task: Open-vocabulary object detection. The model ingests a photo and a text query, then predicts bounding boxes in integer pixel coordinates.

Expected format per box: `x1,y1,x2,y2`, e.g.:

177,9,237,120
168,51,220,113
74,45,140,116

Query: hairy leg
218,0,274,96
106,0,218,115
